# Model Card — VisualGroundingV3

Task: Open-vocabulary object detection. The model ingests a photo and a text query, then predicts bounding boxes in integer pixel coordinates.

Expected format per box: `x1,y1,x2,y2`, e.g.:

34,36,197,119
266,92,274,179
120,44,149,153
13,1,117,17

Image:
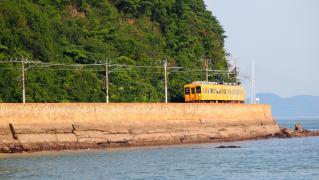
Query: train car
184,81,245,103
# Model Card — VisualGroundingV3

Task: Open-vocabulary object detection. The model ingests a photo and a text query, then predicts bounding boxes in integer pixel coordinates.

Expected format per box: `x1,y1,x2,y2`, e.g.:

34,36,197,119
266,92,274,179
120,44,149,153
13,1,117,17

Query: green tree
0,0,230,103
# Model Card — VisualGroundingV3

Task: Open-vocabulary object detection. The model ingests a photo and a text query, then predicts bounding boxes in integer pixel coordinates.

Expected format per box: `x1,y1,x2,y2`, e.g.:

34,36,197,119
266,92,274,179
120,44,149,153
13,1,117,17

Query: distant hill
257,93,319,119
0,0,229,103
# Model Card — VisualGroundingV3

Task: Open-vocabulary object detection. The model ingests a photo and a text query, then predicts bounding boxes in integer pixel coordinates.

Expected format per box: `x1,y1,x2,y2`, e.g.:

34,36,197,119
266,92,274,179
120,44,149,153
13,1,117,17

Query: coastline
1,133,319,157
0,137,289,158
1,103,281,153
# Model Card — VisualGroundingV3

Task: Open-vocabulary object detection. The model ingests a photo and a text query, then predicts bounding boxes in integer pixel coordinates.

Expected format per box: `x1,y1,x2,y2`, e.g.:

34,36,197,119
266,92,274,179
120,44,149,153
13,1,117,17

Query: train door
190,87,196,101
195,86,201,101
184,87,191,102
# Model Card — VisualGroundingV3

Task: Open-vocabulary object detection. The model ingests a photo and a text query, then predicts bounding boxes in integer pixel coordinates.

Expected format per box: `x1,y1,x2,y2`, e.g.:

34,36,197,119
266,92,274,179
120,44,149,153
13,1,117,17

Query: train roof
189,81,240,86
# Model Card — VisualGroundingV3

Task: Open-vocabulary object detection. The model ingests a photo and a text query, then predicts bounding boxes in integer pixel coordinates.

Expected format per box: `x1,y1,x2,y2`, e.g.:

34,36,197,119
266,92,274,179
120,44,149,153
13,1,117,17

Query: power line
0,60,232,72
0,58,244,103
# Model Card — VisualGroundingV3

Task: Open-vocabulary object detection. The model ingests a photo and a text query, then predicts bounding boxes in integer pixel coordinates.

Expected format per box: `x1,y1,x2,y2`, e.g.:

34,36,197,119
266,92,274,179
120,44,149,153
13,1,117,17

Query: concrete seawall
0,103,280,153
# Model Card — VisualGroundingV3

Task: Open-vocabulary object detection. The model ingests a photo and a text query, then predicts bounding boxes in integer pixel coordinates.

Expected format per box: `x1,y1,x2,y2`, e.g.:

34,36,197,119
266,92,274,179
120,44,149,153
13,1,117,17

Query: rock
276,126,319,138
313,130,319,136
0,143,24,153
295,123,302,131
9,144,24,153
281,128,294,138
0,145,11,153
216,145,241,149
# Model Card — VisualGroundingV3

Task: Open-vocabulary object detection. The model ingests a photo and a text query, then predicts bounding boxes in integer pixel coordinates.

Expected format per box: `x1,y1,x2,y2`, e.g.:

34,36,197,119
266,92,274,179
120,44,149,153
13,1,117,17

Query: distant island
257,93,319,119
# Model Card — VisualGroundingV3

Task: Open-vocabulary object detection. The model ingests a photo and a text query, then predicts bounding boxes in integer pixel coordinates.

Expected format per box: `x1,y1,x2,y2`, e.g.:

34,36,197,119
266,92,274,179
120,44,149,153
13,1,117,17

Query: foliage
0,0,231,102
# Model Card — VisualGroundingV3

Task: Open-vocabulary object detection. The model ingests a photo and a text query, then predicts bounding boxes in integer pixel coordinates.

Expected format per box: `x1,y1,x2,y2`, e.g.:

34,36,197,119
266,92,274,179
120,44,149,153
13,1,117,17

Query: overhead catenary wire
0,59,231,71
0,58,244,103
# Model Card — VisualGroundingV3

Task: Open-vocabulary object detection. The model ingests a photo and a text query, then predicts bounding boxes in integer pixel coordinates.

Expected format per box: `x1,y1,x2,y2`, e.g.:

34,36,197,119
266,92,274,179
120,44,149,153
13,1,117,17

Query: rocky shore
276,124,319,138
0,103,284,153
1,125,318,153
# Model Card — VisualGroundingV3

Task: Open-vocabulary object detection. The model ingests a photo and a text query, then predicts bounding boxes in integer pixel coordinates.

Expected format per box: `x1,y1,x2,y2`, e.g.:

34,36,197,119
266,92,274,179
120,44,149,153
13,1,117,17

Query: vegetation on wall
0,0,233,102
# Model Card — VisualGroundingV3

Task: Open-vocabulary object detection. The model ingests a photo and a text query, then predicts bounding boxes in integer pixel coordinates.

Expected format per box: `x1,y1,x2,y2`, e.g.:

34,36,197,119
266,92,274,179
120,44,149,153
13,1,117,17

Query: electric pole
226,58,231,81
21,58,26,104
205,59,209,82
105,60,109,103
234,58,238,84
164,60,168,103
251,60,255,104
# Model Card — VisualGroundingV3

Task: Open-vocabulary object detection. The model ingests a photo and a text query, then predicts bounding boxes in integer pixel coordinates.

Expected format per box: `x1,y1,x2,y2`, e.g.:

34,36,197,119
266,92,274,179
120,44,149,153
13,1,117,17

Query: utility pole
21,58,26,104
251,60,255,104
105,60,109,103
234,67,237,84
205,59,209,82
234,58,238,84
226,57,231,81
164,60,168,103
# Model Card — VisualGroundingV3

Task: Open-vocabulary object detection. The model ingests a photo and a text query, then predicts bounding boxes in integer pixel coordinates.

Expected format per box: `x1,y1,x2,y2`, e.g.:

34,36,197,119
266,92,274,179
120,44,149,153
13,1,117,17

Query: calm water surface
1,119,319,180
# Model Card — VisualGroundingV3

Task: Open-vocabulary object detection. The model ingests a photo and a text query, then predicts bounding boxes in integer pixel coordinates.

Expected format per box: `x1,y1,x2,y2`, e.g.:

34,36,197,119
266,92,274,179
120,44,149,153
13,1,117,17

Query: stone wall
0,103,280,153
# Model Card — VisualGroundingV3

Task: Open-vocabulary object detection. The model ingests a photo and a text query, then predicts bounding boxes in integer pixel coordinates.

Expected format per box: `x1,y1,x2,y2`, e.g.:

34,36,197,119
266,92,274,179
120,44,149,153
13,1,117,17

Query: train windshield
196,86,201,93
185,87,190,95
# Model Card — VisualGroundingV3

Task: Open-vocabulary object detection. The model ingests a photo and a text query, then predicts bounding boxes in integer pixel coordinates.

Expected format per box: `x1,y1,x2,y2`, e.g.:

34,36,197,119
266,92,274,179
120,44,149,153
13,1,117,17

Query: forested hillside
0,0,231,103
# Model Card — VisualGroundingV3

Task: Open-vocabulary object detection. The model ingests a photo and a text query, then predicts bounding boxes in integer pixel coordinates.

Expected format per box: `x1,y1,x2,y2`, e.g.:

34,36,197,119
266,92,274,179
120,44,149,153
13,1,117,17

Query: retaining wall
0,103,280,152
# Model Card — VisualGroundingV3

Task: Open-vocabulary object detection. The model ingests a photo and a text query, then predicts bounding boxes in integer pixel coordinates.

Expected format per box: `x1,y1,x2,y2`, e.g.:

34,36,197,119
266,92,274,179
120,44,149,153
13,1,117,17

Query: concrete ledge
0,103,280,153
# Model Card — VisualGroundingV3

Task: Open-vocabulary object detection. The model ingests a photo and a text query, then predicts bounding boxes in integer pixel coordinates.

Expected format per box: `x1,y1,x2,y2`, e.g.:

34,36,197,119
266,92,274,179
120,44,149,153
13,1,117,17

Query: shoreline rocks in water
275,124,319,138
216,145,241,149
1,126,318,153
276,128,319,138
0,142,24,153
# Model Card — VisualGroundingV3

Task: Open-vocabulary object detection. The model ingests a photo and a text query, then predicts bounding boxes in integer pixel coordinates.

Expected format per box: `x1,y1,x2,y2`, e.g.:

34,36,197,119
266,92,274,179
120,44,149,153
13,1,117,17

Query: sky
205,0,319,98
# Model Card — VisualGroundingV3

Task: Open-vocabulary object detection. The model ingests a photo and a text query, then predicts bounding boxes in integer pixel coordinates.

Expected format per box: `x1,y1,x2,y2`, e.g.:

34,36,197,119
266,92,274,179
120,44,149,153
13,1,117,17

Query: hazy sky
205,0,319,97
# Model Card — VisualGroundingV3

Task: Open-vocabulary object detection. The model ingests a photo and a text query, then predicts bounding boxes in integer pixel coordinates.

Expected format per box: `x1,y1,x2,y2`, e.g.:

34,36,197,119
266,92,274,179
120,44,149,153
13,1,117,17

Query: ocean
1,119,319,180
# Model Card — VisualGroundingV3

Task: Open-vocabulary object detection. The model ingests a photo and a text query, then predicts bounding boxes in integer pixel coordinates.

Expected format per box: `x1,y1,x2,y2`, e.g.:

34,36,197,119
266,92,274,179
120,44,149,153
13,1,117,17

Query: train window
196,86,201,93
185,87,190,95
191,88,195,94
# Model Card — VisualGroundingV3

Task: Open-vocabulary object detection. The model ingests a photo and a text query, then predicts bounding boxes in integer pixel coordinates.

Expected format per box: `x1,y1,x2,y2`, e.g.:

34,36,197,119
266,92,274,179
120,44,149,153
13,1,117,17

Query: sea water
1,119,319,180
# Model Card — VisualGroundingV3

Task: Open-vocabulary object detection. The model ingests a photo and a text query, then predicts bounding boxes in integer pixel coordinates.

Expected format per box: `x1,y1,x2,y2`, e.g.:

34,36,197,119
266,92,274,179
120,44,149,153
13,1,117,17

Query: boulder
216,145,241,148
281,128,294,138
0,142,24,153
295,123,302,131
